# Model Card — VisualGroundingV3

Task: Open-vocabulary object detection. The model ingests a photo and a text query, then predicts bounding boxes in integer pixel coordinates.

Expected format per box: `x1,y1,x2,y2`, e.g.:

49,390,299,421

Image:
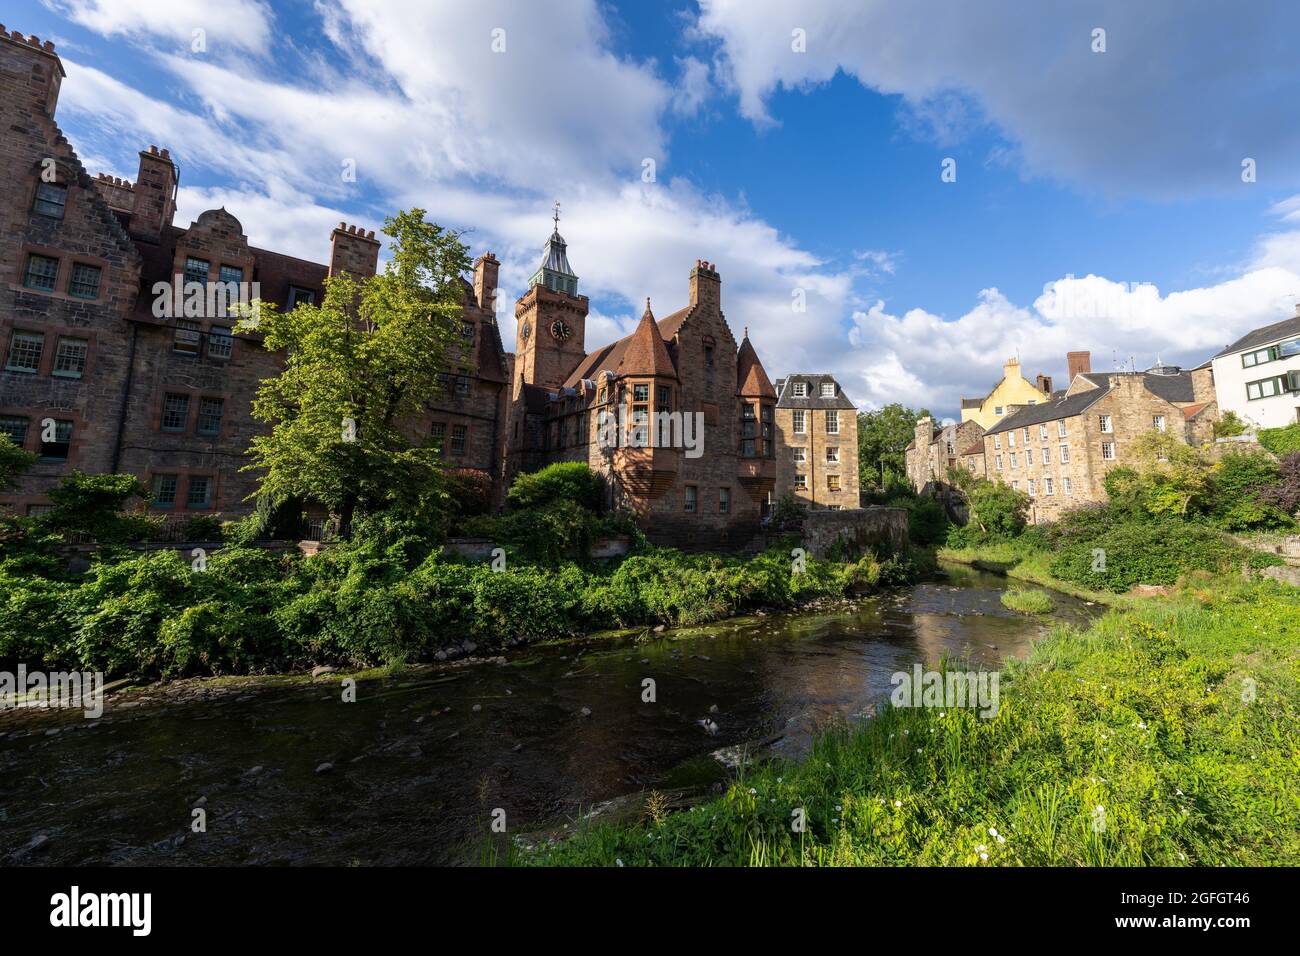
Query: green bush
1259,422,1300,457
506,462,603,511
1208,450,1291,530
1050,518,1254,592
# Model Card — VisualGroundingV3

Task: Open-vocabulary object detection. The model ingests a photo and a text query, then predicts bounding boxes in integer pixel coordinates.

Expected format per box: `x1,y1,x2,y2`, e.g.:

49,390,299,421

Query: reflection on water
0,564,1096,865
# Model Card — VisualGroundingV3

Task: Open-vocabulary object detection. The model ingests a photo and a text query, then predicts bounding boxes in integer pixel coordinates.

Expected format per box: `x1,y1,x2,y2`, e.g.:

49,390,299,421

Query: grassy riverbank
520,572,1300,866
938,541,1125,605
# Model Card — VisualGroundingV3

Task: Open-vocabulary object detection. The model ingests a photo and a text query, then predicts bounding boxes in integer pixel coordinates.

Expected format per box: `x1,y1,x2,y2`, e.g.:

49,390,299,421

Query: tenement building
0,27,509,517
980,351,1216,523
1,26,782,549
774,374,860,509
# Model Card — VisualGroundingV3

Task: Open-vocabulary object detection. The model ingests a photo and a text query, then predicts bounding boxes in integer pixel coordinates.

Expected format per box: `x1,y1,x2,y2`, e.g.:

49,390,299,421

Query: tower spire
529,201,578,296
552,200,561,234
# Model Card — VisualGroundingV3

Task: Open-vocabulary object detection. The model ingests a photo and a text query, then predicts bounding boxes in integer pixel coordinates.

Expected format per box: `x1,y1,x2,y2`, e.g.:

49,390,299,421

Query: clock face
520,320,531,341
550,320,573,342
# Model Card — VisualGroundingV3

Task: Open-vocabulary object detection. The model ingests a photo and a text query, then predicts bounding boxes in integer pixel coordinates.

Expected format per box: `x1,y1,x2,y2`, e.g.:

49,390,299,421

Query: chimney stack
129,145,177,241
689,259,720,311
0,25,65,117
1036,373,1053,395
329,222,381,279
473,252,499,314
1067,350,1091,381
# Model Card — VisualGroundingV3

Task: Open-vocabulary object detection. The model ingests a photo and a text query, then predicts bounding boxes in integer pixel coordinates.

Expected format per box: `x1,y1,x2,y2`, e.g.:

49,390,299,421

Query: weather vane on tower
553,201,561,233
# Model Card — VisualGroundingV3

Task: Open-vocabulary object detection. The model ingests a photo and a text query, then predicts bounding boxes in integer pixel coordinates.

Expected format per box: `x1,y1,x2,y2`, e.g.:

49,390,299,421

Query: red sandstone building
1,27,779,547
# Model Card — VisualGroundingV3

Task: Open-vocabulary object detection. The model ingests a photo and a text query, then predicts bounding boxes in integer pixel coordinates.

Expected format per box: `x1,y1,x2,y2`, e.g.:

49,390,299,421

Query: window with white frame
1039,425,1048,441
1102,441,1116,460
792,381,807,397
1057,420,1067,437
1099,415,1113,433
826,446,839,463
995,454,1003,470
1063,477,1072,495
1059,444,1069,463
1044,478,1054,495
1042,447,1050,465
825,410,839,434
792,409,806,434
1027,479,1036,496
1153,414,1166,432
820,382,835,398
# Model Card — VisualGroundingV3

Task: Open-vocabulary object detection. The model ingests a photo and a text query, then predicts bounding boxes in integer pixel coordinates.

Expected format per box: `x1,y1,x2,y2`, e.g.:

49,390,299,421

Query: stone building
905,417,985,495
0,26,509,517
773,373,860,510
959,356,1053,430
503,226,780,549
1,26,782,551
981,351,1216,523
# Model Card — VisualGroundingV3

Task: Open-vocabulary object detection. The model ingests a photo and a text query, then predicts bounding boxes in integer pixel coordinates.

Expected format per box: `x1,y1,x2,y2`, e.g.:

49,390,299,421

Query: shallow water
0,564,1097,865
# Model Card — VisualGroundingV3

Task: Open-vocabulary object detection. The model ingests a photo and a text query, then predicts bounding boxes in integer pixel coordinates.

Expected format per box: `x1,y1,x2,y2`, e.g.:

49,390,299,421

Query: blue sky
12,0,1300,418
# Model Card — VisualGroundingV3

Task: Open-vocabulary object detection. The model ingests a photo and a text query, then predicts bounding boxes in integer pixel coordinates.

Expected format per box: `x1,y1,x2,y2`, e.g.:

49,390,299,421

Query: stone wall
792,506,908,560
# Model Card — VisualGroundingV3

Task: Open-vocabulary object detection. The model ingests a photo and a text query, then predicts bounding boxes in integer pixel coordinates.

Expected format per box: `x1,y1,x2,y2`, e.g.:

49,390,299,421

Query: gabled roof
984,385,1112,436
736,332,776,397
1214,315,1300,358
775,373,857,409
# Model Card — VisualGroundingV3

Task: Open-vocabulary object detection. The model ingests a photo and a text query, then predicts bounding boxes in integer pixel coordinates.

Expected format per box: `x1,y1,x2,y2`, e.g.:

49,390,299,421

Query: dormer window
820,382,835,398
792,382,807,397
33,182,67,219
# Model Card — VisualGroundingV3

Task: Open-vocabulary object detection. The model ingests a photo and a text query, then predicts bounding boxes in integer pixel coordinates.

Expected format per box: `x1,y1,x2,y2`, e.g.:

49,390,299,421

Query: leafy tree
0,434,35,492
33,472,156,544
1127,431,1214,516
1258,452,1300,518
954,475,1030,539
1208,449,1290,529
238,209,471,538
857,403,931,491
1213,410,1249,439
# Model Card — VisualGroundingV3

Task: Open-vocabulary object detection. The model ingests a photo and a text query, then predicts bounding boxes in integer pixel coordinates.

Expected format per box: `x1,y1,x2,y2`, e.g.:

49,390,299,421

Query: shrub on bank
1049,517,1264,592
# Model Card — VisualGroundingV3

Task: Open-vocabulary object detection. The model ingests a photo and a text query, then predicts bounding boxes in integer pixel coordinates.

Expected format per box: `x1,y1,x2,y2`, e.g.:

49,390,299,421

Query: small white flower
996,835,1005,844
988,827,998,837
894,800,902,808
979,852,988,861
749,788,757,795
616,858,624,867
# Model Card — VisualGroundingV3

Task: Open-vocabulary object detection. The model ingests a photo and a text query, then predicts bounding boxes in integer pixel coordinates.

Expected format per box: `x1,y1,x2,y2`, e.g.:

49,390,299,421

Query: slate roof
1213,316,1300,359
983,385,1111,436
1079,370,1196,403
775,373,857,409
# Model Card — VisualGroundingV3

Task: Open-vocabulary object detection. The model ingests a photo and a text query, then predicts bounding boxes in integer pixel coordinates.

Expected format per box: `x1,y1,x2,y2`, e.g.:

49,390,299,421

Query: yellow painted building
959,358,1053,430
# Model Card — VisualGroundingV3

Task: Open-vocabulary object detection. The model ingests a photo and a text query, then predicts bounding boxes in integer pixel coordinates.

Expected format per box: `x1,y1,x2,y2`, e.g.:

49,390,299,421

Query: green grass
939,540,1123,605
1000,588,1055,614
518,572,1300,866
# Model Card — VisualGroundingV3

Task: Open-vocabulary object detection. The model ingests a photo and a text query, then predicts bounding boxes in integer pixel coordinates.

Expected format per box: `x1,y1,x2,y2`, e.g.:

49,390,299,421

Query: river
0,563,1098,865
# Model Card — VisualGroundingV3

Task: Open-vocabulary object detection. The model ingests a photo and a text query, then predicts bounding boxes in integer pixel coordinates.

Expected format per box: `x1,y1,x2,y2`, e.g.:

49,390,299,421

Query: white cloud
695,0,1300,196
41,0,274,53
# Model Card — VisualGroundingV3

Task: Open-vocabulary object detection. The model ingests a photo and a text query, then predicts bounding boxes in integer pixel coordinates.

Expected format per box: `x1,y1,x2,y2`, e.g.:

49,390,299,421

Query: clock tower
515,203,588,391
